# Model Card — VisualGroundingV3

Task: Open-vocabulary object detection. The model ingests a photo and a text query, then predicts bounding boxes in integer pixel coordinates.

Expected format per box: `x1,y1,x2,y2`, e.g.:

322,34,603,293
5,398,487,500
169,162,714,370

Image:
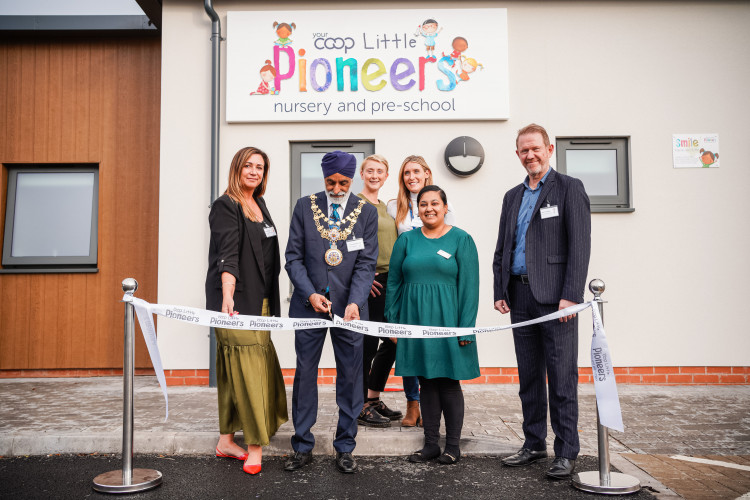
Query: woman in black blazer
205,147,288,475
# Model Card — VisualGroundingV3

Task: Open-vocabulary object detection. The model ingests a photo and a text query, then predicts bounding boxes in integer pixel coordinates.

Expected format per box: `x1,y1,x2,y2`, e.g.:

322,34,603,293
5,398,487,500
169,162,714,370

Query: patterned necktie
331,203,341,223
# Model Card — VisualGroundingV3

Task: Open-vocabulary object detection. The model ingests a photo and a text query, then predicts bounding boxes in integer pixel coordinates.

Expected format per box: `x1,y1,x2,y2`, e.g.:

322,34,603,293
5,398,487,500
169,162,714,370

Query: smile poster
672,134,720,168
226,9,509,122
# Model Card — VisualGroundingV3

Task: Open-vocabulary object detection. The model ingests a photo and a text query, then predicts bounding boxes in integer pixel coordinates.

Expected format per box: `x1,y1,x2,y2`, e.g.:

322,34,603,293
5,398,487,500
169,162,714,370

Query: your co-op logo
313,33,355,53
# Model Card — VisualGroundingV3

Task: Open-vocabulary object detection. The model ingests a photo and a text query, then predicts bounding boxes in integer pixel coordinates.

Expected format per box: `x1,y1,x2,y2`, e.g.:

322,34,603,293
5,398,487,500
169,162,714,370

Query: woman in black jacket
205,147,287,475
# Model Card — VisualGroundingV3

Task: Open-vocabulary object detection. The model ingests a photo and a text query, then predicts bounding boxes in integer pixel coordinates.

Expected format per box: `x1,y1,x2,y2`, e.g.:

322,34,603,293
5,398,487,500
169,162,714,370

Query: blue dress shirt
511,168,552,275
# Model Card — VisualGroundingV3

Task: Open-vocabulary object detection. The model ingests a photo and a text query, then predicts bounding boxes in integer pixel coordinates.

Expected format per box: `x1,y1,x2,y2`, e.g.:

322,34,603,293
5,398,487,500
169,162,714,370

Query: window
556,137,633,213
2,164,99,272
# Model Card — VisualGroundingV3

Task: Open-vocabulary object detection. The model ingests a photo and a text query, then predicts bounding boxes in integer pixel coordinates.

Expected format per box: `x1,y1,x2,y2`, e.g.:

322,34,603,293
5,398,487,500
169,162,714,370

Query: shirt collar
523,167,552,190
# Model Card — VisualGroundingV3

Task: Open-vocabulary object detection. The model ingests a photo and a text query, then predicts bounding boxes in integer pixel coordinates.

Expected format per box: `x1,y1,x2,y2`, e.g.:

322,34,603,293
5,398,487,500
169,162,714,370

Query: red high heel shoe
243,461,261,475
215,447,249,461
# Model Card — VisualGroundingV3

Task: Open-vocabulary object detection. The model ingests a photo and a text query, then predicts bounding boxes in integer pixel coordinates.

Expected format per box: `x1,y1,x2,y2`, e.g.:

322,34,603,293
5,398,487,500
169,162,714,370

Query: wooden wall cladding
0,37,161,370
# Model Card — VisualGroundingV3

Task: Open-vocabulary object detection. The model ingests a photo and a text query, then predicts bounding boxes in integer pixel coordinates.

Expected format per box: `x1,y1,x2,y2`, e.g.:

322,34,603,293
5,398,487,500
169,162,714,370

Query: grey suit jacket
493,168,591,305
285,191,378,320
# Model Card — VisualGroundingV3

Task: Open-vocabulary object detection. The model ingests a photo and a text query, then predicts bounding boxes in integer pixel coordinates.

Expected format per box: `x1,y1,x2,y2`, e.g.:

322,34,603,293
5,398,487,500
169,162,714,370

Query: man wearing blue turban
284,151,379,474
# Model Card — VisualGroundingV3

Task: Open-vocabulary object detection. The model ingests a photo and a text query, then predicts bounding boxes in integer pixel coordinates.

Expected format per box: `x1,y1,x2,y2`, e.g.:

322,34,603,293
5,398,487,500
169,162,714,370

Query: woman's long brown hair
225,147,270,222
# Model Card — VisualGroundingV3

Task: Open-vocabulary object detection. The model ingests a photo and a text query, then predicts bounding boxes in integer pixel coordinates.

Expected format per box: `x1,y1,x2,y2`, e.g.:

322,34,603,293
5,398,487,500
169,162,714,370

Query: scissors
325,299,333,321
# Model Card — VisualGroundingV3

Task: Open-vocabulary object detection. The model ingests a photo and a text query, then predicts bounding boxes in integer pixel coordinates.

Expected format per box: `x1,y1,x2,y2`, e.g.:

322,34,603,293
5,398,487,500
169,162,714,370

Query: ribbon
123,295,169,421
122,294,623,431
589,303,623,431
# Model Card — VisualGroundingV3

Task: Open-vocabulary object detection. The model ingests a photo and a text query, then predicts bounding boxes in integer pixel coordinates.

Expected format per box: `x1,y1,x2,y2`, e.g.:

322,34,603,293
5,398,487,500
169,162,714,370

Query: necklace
310,194,365,266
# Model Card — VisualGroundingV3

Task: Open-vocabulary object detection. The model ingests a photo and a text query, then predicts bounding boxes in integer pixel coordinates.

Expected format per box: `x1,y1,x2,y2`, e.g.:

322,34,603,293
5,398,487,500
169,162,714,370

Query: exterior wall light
444,136,485,177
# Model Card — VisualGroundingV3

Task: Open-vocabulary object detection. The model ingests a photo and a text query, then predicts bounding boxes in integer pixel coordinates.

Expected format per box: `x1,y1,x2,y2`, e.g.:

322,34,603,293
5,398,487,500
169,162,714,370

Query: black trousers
362,272,397,398
508,278,580,459
418,376,464,450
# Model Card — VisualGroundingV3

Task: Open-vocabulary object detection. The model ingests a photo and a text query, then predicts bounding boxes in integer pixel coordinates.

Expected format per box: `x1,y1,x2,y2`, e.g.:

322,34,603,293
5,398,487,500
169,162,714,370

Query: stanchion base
572,471,641,495
92,469,162,494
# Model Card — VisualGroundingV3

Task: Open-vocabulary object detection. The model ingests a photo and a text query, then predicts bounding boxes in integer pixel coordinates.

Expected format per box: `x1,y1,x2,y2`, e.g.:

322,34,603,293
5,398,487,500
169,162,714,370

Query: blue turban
321,150,356,179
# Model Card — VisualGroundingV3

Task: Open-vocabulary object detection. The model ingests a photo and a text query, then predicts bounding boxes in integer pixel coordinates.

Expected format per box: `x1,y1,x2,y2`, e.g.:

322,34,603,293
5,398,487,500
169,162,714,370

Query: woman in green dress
385,185,480,465
205,147,288,475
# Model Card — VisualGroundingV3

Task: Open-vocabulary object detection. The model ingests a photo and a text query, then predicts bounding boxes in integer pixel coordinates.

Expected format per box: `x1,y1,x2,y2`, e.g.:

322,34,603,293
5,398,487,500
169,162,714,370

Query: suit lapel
531,168,557,221
311,191,329,255
507,184,524,235
342,192,361,219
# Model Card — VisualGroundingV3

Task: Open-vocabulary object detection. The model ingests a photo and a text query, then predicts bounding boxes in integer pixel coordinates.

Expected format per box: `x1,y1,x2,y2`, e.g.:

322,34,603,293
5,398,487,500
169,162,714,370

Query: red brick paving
623,454,750,500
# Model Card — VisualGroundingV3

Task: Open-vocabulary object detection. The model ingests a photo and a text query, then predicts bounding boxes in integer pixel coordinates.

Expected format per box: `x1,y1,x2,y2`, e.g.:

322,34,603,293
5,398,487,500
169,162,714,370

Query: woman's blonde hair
225,147,269,222
360,153,389,172
395,155,433,227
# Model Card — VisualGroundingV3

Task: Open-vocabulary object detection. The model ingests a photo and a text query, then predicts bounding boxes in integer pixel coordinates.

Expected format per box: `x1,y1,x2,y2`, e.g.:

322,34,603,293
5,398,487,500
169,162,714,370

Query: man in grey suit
492,124,591,479
284,151,378,474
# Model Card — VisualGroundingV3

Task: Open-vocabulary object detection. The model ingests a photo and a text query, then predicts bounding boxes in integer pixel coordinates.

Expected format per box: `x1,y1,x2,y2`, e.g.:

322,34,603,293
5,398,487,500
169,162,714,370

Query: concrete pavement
1,378,749,498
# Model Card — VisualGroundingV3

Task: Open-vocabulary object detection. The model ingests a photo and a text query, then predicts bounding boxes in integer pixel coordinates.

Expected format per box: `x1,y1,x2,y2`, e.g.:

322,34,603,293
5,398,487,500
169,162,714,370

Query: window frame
555,136,634,213
1,164,99,273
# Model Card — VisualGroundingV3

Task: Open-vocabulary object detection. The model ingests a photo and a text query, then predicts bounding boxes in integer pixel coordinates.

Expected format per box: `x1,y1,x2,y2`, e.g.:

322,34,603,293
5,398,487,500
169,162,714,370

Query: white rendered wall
158,0,750,370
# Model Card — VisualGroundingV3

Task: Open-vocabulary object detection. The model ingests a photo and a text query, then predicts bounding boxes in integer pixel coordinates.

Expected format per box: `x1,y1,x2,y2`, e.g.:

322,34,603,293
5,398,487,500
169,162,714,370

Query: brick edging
2,367,747,386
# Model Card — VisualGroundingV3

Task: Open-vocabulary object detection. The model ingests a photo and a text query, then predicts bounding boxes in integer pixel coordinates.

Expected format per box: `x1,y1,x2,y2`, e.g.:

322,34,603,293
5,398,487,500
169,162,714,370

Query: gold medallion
325,247,343,266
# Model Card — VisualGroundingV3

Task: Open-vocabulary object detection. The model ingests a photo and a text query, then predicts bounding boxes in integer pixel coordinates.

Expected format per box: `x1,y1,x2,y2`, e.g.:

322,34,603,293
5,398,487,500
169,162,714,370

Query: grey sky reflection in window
11,172,95,257
565,149,618,196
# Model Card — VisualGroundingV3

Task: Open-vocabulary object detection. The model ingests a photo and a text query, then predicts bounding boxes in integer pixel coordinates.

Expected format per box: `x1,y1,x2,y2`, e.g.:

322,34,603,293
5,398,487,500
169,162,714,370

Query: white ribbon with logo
123,295,170,421
589,304,623,431
124,295,623,431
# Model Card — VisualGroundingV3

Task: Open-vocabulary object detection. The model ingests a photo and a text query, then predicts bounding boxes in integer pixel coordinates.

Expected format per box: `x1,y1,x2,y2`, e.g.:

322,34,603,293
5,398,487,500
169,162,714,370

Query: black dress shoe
371,400,403,420
546,457,576,479
335,452,357,473
501,447,548,467
357,405,391,427
284,451,313,471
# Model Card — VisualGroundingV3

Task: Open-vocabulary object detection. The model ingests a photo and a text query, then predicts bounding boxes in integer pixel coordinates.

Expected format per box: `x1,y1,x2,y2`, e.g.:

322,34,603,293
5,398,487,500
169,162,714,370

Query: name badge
346,238,365,252
540,206,559,219
263,225,277,237
437,249,452,259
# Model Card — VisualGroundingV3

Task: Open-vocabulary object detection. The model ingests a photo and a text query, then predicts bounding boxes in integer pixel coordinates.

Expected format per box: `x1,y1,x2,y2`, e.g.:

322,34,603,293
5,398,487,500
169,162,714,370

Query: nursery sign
226,9,509,122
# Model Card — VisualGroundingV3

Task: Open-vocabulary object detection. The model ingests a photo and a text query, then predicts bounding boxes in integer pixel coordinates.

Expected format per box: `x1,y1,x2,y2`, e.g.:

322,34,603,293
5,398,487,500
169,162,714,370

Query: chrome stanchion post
572,279,640,495
93,278,162,494
122,278,135,483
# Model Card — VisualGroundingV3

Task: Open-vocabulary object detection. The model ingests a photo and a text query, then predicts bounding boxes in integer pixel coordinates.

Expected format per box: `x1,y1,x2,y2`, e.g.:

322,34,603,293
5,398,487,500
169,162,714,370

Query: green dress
385,227,480,381
215,299,288,445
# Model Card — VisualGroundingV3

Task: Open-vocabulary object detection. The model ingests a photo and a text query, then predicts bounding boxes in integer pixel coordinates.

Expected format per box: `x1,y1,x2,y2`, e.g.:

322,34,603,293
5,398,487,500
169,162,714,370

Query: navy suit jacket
285,191,378,320
493,168,591,305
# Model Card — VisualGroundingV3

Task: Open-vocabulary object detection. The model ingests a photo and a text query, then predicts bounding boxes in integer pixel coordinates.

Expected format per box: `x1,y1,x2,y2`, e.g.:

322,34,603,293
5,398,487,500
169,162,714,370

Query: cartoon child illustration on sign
456,57,483,83
273,21,296,47
699,148,719,167
415,19,442,60
443,36,468,67
250,60,277,95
